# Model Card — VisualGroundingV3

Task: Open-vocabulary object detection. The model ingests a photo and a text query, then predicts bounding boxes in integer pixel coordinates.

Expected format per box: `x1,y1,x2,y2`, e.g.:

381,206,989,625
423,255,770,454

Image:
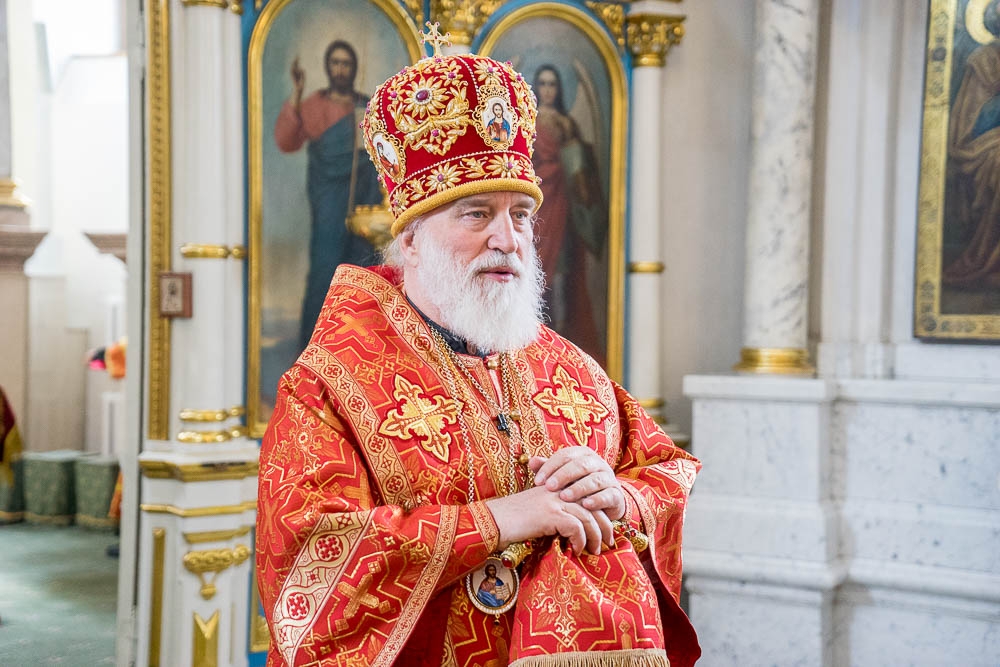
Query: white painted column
734,0,820,374
135,3,256,667
625,9,684,427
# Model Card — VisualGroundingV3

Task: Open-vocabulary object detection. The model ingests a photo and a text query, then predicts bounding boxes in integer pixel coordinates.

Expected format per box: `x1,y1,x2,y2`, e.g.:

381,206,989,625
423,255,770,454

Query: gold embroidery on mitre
378,375,459,462
532,365,610,446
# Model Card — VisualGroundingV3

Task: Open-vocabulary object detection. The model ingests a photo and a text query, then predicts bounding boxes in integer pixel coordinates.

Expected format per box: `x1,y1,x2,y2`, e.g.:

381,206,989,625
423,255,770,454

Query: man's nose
487,214,518,254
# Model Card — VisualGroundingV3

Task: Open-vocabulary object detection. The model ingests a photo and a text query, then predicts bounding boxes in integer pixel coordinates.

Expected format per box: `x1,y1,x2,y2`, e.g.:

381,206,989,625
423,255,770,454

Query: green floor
0,523,118,665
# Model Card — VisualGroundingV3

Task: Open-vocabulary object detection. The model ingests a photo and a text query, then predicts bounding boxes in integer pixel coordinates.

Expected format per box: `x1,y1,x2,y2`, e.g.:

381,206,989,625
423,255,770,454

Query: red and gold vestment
257,265,701,667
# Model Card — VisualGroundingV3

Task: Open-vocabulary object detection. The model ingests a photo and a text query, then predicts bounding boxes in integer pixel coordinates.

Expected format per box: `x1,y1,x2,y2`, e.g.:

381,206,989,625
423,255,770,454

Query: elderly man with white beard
256,40,701,667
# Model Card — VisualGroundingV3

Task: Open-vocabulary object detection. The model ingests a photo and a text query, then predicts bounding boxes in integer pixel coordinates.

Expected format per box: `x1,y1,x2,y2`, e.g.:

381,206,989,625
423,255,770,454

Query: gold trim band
637,398,665,409
176,426,246,444
150,528,166,667
0,510,25,522
179,243,247,260
24,512,73,526
141,501,256,518
184,526,252,545
628,261,665,274
733,347,815,375
76,514,118,529
179,406,246,422
140,460,259,482
181,0,243,12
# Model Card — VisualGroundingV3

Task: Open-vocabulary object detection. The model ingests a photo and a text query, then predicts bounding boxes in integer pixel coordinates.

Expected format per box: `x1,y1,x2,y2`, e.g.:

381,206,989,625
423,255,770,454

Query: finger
580,487,626,521
591,508,613,549
545,454,609,492
532,447,578,485
558,471,616,503
562,502,603,556
528,455,548,476
553,511,586,555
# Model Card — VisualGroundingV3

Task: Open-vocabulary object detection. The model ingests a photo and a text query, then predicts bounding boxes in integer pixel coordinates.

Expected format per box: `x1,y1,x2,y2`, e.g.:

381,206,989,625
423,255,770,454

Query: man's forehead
453,193,536,210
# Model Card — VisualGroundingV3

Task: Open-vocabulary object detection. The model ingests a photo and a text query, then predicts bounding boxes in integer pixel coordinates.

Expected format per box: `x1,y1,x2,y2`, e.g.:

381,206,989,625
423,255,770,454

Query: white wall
659,1,754,434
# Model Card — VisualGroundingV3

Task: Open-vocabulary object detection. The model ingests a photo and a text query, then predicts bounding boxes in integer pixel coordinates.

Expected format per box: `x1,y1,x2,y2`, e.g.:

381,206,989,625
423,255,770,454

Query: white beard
413,232,545,353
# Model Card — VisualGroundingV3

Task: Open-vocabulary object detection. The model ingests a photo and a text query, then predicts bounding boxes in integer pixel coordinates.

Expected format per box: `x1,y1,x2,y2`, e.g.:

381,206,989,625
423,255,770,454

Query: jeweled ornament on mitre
361,22,542,237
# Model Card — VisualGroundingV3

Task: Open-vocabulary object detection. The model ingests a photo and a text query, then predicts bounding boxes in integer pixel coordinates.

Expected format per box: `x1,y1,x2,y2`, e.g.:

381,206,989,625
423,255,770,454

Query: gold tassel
509,648,670,667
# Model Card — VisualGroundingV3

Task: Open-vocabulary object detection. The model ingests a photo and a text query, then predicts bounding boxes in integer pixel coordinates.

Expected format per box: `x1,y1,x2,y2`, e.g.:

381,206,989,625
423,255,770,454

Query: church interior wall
659,0,754,435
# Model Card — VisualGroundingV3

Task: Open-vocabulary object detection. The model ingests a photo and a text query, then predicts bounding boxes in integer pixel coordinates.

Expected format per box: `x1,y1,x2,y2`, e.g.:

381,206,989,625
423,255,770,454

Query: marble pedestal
683,374,1000,667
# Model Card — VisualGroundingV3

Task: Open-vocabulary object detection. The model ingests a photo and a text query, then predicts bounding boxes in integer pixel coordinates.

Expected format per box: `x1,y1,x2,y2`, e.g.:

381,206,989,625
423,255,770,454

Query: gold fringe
0,510,24,523
509,648,670,667
76,513,118,529
24,511,74,526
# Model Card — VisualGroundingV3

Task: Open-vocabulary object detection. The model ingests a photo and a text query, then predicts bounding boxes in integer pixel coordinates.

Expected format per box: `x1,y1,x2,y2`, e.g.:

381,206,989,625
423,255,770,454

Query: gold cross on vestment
422,21,452,56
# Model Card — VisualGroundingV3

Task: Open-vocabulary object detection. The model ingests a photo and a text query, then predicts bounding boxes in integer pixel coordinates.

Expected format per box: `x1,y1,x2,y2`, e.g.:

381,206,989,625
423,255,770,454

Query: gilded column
625,11,684,422
136,2,256,666
734,0,819,374
0,0,27,210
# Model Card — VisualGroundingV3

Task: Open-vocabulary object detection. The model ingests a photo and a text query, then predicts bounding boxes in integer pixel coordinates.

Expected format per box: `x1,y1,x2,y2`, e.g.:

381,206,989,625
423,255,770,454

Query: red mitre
361,52,543,236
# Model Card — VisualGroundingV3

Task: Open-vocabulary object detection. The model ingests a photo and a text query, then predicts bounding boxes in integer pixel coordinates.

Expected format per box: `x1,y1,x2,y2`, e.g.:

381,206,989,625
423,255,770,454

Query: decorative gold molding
248,0,424,439
140,460,259,482
637,398,665,409
148,0,172,441
626,13,685,67
586,2,626,49
0,178,30,209
179,406,246,422
149,528,166,667
733,347,815,375
179,243,246,260
628,261,665,274
184,544,252,600
480,2,628,384
141,501,257,517
180,0,242,14
184,526,252,545
429,0,502,46
176,425,246,444
193,611,220,667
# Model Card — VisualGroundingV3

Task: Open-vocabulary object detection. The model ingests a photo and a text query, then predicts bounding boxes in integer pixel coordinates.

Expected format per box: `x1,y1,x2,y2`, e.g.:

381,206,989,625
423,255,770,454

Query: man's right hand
290,57,305,104
484,485,613,556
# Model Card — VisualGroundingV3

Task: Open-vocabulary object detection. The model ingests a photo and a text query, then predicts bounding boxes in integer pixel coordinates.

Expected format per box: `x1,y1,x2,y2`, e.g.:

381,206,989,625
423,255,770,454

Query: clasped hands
484,446,626,557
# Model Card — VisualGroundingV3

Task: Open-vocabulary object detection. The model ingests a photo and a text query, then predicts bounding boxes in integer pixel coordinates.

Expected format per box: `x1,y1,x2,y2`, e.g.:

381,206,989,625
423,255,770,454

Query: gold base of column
0,179,29,209
733,347,815,375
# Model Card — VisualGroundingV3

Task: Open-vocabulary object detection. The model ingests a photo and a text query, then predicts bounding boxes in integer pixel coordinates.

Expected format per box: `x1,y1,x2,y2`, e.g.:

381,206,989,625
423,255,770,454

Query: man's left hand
530,447,626,522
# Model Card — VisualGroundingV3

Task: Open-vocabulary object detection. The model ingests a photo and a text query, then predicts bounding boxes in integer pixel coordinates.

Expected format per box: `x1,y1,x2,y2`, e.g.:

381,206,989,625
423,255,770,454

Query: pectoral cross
422,21,452,56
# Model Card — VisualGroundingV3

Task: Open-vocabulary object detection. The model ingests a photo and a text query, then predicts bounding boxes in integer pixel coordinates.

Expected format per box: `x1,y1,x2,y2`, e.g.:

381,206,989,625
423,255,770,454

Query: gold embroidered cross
422,21,452,56
336,573,389,619
533,365,610,446
378,375,459,462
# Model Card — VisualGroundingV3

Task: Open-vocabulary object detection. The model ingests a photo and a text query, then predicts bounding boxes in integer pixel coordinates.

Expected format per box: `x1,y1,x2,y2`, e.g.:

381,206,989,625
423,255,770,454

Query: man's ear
398,228,419,266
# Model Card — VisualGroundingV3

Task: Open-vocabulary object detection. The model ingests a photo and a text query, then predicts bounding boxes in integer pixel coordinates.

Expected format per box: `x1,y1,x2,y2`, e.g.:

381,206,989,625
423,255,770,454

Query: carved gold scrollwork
403,0,424,26
176,425,248,444
183,544,252,600
586,2,626,50
179,406,247,422
626,13,686,67
430,0,502,46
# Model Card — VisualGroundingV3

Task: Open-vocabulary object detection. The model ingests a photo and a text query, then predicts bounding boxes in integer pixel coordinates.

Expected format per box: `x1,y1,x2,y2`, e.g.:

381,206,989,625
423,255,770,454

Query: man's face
327,47,356,90
485,564,497,577
401,190,543,352
493,103,503,119
418,191,535,277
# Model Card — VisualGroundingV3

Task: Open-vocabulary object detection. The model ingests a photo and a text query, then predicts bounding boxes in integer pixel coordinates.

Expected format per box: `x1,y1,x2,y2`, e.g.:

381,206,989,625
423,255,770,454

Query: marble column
733,0,820,374
135,2,256,666
625,11,684,425
0,0,28,210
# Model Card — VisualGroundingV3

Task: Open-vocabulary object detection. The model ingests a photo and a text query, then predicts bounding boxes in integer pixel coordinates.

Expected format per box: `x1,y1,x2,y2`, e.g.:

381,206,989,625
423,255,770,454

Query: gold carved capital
183,544,252,600
429,0,502,46
586,2,626,49
626,13,685,67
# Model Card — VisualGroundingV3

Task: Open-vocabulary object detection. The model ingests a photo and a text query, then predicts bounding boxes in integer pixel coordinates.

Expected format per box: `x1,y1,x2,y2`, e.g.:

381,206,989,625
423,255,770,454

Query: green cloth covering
23,450,81,525
74,454,120,530
0,457,24,523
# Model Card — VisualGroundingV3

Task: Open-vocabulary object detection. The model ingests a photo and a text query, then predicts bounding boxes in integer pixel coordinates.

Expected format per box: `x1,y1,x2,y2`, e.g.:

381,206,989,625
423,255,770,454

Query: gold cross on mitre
422,21,452,56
